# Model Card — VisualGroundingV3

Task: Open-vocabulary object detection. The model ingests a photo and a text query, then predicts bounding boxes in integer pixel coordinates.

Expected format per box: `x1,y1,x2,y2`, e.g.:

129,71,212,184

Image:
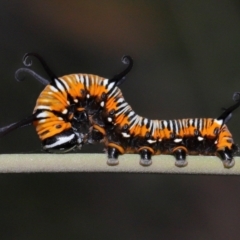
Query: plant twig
0,154,239,174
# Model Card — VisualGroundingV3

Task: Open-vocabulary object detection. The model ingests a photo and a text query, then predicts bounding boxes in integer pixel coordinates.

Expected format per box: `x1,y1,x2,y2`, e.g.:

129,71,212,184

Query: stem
0,154,239,174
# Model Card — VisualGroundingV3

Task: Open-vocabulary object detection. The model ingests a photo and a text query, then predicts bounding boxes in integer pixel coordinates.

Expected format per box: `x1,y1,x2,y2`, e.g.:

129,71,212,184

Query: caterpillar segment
31,54,133,152
33,73,107,152
0,53,133,153
91,87,240,168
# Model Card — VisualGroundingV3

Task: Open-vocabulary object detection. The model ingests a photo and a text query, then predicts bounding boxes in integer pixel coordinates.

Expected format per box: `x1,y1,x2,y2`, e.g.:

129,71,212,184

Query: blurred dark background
1,0,240,239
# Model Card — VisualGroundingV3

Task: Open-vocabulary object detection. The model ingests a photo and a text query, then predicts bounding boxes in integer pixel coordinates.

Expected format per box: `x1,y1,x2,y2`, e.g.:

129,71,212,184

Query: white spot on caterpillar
147,139,156,144
174,138,182,143
115,104,129,116
75,74,80,82
215,119,223,126
80,75,84,83
174,120,179,134
36,112,49,118
38,119,46,123
117,98,124,103
62,109,68,114
108,82,115,90
44,134,75,149
50,85,58,92
121,102,128,108
122,132,130,138
36,106,51,110
159,121,163,130
129,116,140,129
128,111,135,117
194,119,198,128
108,87,118,98
85,75,89,88
103,79,109,87
55,79,65,92
198,136,204,141
58,78,69,90
199,119,203,131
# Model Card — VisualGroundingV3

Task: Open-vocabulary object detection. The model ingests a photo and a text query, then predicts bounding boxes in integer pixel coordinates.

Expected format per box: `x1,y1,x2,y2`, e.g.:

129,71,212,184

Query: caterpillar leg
173,147,188,167
107,147,120,166
216,148,235,168
139,148,152,166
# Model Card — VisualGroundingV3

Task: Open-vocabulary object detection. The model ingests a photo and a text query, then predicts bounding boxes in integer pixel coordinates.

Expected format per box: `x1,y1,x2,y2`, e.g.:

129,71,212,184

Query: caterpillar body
88,84,240,168
0,53,239,168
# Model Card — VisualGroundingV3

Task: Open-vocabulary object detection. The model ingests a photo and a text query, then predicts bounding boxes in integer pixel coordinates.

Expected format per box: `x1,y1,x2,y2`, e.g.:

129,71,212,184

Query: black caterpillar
0,53,239,168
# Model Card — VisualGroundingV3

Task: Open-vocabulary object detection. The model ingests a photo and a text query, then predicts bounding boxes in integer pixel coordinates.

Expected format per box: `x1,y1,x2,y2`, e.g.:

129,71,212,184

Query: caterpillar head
42,129,83,153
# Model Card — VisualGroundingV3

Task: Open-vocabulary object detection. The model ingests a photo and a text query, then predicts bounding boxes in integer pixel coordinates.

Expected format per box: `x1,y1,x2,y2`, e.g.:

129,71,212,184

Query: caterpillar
0,53,239,169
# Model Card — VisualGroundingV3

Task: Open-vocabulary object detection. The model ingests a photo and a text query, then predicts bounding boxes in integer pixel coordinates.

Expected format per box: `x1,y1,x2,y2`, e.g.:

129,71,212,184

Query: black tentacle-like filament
15,68,50,86
217,92,240,124
23,52,57,82
233,92,240,102
0,114,37,137
109,55,133,86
